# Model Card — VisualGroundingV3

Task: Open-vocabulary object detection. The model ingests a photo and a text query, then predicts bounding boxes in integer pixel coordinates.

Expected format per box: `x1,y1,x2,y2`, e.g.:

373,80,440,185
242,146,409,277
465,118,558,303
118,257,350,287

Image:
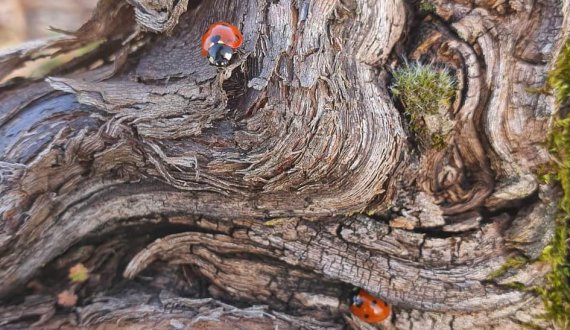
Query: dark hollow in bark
0,0,568,328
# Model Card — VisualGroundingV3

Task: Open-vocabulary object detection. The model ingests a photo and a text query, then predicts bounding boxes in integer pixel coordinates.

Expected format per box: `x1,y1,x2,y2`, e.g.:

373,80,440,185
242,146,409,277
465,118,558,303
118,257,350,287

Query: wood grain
0,0,567,328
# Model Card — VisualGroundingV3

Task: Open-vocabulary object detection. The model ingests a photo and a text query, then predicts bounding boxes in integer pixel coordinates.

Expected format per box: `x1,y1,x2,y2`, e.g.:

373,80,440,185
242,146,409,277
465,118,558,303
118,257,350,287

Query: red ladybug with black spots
350,288,391,323
201,22,243,67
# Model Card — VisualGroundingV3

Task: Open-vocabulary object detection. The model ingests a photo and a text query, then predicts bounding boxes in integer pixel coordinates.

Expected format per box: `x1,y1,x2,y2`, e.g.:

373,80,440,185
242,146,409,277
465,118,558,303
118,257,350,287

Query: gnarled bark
0,0,568,328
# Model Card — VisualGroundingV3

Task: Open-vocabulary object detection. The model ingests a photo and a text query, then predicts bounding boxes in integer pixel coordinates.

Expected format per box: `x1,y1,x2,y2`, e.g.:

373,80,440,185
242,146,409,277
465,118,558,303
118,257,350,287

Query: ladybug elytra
350,289,391,323
201,22,243,67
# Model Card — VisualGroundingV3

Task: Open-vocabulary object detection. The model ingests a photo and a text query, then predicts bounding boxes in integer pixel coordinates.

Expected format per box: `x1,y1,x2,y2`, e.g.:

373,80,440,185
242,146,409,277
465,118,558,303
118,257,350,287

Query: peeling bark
0,0,568,328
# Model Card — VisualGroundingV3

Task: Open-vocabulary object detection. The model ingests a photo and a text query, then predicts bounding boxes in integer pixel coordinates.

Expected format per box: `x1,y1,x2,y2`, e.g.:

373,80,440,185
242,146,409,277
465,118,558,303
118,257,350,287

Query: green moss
430,133,447,151
30,41,103,78
506,281,531,291
391,62,455,116
549,39,570,106
520,321,546,330
264,218,286,226
418,0,436,13
551,117,570,212
535,163,558,184
537,218,570,328
390,62,455,149
486,256,529,281
540,38,570,328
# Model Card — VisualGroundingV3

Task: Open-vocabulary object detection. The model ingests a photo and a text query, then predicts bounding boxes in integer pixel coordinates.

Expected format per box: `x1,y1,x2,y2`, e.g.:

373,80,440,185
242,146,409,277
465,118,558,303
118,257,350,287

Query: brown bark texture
0,0,569,329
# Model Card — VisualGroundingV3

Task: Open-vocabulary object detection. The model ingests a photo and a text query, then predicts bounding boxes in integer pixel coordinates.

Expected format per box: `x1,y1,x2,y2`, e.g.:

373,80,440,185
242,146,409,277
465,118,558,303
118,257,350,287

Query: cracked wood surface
0,0,568,328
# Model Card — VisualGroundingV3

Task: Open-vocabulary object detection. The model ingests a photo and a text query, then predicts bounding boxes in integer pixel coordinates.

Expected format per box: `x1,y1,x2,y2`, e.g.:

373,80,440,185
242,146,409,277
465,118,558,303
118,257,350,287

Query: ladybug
350,289,391,323
201,22,244,67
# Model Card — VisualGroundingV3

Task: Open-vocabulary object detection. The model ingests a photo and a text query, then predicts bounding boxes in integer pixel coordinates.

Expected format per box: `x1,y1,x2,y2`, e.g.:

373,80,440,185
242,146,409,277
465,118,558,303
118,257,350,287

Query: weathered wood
0,0,568,328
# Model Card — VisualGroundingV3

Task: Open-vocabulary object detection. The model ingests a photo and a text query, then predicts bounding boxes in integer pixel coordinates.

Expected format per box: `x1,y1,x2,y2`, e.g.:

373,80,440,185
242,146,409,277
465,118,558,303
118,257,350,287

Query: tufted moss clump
418,0,436,13
391,62,455,116
538,218,570,329
430,133,447,151
390,62,456,149
550,39,570,106
540,38,570,328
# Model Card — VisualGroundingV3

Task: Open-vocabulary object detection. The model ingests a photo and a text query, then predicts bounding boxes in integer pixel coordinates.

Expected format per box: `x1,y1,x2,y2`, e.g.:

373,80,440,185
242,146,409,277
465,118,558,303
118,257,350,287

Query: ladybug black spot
372,300,377,304
364,314,369,319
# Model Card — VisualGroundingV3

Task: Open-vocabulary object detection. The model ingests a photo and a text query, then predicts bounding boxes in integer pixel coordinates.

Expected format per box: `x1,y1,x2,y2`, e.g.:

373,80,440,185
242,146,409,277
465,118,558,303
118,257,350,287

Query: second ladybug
350,289,391,323
201,22,243,67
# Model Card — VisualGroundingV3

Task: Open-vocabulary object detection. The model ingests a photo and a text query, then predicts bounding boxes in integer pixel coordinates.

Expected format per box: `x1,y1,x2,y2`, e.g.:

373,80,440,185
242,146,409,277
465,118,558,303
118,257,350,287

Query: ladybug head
207,43,234,67
351,293,364,308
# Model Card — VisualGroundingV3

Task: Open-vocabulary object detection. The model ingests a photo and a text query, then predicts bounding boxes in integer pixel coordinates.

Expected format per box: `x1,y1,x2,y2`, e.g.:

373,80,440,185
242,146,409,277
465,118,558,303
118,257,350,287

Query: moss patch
549,39,570,106
486,256,529,281
418,0,436,13
540,38,570,328
430,133,447,151
390,62,456,150
538,218,570,328
506,281,532,292
391,62,455,117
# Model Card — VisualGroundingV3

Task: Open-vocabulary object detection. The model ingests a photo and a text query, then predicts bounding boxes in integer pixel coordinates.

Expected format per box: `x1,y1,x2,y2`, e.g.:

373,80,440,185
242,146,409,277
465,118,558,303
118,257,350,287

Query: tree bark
0,0,568,328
